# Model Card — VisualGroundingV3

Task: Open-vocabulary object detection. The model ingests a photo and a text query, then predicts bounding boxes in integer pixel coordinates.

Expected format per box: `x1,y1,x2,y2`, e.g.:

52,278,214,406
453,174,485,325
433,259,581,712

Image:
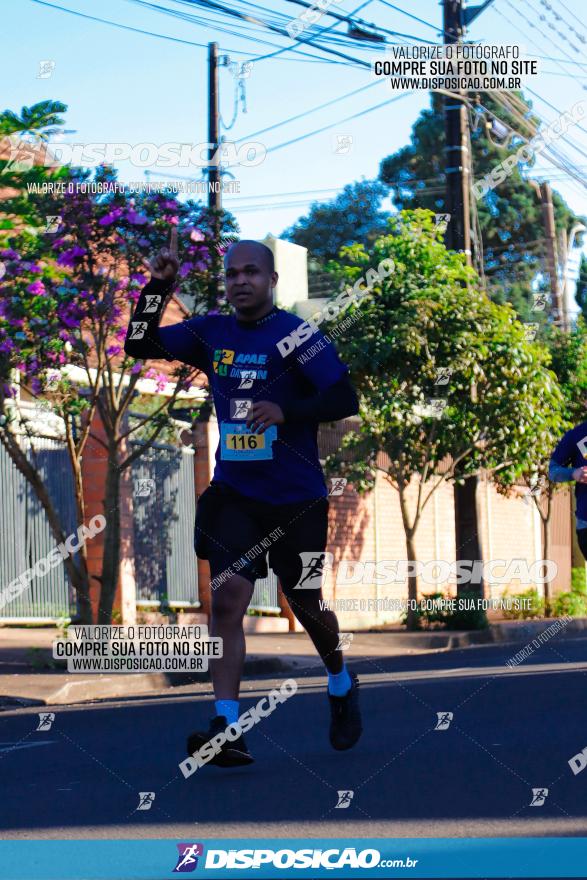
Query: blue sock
327,664,352,697
215,699,240,725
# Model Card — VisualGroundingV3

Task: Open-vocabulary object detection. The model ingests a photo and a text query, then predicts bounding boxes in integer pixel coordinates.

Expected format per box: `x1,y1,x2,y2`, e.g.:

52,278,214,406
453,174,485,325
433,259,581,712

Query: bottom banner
0,838,585,879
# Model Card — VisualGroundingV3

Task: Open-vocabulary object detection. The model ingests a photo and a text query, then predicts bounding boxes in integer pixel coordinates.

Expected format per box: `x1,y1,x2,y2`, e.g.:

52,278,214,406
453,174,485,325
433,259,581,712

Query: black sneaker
328,672,362,751
186,715,254,768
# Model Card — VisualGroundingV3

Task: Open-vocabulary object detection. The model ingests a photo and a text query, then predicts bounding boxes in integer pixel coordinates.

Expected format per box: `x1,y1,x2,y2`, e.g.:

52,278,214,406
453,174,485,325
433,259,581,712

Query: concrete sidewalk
1,618,586,707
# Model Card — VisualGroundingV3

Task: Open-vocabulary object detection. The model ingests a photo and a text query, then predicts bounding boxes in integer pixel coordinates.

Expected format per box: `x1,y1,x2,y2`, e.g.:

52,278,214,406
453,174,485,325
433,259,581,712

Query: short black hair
224,240,275,273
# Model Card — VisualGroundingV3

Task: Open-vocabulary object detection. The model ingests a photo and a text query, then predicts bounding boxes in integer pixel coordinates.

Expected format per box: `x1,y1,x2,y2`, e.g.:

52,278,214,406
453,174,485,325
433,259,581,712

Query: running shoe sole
187,732,255,768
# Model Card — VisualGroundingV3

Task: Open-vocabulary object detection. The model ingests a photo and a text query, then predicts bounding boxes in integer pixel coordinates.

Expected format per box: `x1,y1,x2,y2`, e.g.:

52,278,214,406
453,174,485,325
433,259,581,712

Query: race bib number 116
220,422,277,461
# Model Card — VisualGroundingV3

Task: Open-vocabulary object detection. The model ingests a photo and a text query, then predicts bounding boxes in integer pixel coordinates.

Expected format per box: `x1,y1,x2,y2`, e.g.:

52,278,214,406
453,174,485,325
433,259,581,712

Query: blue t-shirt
157,306,348,503
550,422,587,522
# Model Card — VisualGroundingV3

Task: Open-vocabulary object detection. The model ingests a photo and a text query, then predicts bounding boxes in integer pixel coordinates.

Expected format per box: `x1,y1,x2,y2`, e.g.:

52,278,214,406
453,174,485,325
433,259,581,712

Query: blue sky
2,0,587,291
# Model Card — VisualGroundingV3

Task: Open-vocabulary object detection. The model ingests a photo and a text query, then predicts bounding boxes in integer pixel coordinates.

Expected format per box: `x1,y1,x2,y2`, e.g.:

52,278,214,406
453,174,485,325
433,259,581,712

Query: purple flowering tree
0,165,236,623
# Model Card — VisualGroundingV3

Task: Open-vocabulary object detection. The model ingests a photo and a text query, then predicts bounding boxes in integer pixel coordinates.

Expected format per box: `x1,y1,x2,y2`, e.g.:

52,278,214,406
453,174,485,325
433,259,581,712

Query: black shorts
194,480,329,593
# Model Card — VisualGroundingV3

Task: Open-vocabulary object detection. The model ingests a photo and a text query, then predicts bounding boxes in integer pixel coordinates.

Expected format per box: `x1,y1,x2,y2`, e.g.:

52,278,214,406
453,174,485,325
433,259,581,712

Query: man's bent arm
124,277,176,361
282,373,359,423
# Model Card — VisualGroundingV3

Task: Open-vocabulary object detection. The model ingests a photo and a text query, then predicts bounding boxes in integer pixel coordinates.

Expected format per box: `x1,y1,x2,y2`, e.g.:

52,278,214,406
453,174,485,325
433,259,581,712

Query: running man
124,230,362,766
549,418,587,560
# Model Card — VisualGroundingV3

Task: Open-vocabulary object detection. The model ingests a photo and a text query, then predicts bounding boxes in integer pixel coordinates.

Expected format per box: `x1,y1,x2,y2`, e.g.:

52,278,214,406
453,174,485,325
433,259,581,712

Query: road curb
367,618,587,649
0,655,292,708
1,619,586,707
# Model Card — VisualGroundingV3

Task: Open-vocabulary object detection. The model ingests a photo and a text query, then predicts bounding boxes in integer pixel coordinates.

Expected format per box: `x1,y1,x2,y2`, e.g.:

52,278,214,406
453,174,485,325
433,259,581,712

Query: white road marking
0,741,57,752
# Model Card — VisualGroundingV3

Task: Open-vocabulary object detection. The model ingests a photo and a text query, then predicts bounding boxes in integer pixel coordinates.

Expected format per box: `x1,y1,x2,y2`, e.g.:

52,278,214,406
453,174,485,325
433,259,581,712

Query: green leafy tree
325,210,567,628
379,92,584,321
0,100,70,241
280,179,391,263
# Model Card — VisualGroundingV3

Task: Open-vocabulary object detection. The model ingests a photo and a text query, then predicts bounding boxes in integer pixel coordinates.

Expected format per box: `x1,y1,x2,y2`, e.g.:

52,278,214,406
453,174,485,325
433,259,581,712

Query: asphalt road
2,635,587,839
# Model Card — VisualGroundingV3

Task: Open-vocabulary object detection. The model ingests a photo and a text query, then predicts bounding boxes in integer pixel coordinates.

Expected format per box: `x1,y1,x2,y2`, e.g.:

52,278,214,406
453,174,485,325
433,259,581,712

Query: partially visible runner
549,416,587,561
124,229,362,767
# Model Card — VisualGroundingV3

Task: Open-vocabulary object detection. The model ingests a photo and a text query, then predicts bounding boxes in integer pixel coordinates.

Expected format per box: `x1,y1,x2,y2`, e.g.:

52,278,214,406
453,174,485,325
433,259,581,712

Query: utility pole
539,181,563,327
443,0,471,266
208,41,223,301
442,0,494,599
208,42,221,225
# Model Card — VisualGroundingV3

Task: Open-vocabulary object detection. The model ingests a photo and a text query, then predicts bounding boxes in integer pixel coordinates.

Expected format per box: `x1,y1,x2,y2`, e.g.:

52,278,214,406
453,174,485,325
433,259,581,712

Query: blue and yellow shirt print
211,347,268,379
212,344,277,464
159,307,348,504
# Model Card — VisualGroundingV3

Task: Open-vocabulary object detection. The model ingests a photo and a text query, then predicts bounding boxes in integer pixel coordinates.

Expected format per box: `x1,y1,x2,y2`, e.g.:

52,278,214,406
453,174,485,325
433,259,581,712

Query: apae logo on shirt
212,348,268,379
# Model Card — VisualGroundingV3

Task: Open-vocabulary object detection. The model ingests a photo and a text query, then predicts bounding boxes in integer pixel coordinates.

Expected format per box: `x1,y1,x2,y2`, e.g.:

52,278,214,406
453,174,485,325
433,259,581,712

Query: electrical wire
232,80,384,145
527,53,587,65
553,0,587,34
218,57,243,131
376,0,455,41
30,0,354,65
487,88,587,173
29,0,214,48
518,0,584,54
540,0,587,43
167,0,373,67
499,0,587,77
257,91,413,159
239,0,382,67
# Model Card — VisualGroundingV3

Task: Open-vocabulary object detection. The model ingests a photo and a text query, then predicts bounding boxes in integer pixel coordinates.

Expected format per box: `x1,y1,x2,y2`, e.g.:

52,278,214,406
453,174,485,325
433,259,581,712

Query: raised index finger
169,226,178,258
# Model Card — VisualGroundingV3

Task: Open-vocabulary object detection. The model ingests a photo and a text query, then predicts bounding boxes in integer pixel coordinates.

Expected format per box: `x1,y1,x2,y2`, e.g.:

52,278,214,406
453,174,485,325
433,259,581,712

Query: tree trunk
454,476,485,598
405,532,419,630
543,513,552,617
69,452,93,623
98,451,121,624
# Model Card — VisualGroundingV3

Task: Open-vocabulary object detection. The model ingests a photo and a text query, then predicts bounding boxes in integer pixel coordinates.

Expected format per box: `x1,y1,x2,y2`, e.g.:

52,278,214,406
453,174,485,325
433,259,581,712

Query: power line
553,0,587,33
539,0,587,43
233,80,384,144
169,0,372,67
30,0,349,65
238,0,382,66
527,53,587,66
519,0,584,54
539,69,587,79
29,0,212,48
522,86,587,166
226,186,343,200
481,91,587,193
273,0,435,45
257,91,413,158
499,0,587,78
377,0,451,40
485,4,587,173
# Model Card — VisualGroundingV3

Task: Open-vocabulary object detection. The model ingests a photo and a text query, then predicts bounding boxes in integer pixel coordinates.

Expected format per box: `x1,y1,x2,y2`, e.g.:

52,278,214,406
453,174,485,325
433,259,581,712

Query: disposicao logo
173,843,204,872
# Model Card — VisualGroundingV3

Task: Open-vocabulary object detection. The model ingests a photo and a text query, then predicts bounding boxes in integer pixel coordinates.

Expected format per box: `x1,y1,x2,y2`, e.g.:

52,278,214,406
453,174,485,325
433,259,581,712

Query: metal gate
131,443,199,607
0,438,78,620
